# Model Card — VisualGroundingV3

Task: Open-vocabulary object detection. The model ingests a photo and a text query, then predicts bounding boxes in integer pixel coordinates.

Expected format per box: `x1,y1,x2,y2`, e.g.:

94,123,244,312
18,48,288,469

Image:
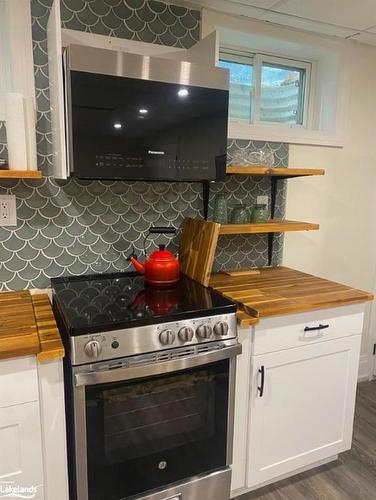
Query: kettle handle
126,245,137,261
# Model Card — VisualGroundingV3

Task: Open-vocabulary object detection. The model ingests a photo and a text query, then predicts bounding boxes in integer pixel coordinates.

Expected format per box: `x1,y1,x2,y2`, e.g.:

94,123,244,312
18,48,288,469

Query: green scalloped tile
137,4,157,22
112,22,135,39
101,11,124,30
157,31,179,47
124,11,146,32
87,0,112,17
63,13,88,31
112,2,133,20
159,8,179,26
180,11,199,30
169,19,187,38
76,4,101,26
169,4,188,17
126,0,145,9
103,0,123,6
61,0,86,15
149,0,167,14
60,1,75,24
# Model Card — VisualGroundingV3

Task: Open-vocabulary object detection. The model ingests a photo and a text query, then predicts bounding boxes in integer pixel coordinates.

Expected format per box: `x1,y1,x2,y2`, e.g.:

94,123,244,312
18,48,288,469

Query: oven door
72,341,240,500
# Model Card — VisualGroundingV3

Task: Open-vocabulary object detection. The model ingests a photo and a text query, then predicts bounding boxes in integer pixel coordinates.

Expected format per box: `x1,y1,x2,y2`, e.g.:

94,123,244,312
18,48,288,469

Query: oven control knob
178,326,194,343
214,321,229,336
159,329,175,345
84,340,102,358
196,324,212,339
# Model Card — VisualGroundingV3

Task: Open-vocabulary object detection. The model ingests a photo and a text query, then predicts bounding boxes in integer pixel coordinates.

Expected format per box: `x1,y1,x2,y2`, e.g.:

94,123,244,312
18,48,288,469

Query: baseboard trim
230,455,338,498
358,354,369,382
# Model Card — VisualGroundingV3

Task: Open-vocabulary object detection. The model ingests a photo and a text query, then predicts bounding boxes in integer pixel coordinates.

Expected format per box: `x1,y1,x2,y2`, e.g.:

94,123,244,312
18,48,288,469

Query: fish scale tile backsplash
0,0,288,291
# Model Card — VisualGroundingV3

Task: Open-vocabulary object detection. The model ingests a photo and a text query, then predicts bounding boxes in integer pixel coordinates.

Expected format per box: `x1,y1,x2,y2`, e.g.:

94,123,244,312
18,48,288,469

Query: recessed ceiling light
178,88,189,97
114,122,122,129
139,108,148,114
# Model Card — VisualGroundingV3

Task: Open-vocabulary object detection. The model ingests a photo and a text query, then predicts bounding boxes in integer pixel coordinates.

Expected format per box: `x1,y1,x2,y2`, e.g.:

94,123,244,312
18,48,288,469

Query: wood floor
236,380,376,500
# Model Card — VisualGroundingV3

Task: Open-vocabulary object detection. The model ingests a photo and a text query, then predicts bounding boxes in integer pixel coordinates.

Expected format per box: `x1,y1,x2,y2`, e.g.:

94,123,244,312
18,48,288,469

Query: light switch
257,195,269,208
0,195,17,227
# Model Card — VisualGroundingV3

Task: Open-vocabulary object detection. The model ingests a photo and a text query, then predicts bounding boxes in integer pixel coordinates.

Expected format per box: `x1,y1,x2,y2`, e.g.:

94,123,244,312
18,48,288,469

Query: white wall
284,41,376,356
201,8,376,361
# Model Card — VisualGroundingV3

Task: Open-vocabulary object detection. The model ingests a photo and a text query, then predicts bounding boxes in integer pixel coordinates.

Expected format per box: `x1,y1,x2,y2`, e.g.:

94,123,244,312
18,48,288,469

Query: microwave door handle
74,343,242,387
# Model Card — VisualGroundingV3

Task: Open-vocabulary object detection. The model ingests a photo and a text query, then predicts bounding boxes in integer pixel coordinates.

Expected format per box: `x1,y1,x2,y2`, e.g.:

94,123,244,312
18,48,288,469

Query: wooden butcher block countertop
0,290,64,361
210,267,373,320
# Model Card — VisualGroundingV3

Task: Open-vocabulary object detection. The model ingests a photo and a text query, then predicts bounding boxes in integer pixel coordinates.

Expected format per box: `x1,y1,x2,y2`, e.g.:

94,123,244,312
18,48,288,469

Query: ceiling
195,0,376,46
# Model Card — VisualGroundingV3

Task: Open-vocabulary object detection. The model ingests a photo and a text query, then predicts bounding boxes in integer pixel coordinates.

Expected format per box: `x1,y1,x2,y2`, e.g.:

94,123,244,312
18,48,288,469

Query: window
219,50,311,128
219,50,253,122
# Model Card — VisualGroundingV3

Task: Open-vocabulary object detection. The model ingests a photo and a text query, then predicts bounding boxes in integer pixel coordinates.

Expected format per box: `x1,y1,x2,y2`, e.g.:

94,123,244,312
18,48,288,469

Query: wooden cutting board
179,217,221,286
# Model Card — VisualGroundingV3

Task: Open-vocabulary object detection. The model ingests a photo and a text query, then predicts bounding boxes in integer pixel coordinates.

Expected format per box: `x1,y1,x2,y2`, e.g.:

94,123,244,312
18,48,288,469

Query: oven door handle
74,343,242,387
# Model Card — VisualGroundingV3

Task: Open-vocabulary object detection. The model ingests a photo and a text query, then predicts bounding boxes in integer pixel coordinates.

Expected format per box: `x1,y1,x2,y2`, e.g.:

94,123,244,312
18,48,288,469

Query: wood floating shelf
226,166,325,177
218,220,320,235
0,170,42,179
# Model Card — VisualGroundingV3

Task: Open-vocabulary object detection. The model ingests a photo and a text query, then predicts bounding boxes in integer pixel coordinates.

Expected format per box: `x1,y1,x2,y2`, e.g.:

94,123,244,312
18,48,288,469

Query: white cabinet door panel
0,401,44,499
247,335,360,488
0,356,38,408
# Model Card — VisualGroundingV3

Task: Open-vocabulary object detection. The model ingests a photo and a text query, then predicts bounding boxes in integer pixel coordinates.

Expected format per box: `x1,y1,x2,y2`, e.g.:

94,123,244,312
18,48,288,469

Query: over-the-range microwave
64,44,229,181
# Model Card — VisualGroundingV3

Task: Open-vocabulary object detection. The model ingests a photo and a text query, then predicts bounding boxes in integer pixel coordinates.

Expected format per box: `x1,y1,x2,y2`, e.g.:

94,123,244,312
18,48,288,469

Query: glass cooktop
51,272,236,336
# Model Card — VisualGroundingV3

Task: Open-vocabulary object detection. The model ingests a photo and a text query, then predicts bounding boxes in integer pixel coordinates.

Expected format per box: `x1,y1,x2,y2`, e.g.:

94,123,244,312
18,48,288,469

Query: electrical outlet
257,195,269,208
0,195,17,227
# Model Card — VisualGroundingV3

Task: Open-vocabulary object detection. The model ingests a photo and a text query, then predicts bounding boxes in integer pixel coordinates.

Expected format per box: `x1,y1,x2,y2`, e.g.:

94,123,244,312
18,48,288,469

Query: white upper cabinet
0,0,37,170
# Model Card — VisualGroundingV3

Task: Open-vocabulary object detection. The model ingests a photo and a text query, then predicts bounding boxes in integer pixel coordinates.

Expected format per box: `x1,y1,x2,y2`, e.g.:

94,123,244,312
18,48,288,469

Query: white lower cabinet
230,305,365,497
0,401,44,499
247,334,361,488
0,355,68,500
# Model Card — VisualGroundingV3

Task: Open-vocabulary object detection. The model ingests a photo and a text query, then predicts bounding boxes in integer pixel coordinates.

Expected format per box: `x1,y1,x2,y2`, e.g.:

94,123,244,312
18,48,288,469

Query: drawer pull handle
304,324,329,332
258,365,265,397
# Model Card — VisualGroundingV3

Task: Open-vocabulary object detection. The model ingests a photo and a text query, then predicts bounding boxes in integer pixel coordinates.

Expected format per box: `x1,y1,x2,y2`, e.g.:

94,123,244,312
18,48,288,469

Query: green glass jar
251,204,269,223
230,204,249,224
213,194,228,223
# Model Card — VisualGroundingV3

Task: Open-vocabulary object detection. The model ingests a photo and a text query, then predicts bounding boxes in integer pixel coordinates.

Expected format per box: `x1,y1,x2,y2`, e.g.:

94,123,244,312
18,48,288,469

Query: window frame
254,54,312,129
219,47,313,130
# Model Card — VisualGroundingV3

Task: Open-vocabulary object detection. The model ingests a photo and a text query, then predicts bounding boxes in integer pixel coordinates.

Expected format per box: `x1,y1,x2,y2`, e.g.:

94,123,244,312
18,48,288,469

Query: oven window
85,359,229,499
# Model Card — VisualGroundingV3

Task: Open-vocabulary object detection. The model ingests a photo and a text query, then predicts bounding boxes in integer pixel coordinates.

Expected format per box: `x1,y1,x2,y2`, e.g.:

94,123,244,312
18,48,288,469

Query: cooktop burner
51,272,236,336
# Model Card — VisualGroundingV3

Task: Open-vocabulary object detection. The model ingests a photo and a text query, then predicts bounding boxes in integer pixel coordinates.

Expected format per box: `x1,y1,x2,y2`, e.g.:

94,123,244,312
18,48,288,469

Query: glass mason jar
230,204,249,224
213,194,228,223
251,204,269,223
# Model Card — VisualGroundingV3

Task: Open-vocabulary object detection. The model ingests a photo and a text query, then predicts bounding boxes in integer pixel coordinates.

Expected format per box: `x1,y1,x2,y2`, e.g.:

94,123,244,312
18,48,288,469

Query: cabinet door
0,402,44,499
247,335,361,488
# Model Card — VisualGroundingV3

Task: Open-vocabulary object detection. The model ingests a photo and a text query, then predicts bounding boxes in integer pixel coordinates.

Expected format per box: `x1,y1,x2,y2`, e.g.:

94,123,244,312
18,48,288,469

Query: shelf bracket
202,181,210,221
268,177,279,266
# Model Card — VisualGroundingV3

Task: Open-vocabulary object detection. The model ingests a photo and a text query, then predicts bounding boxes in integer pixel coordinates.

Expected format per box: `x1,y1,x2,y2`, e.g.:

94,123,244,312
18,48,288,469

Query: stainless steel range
52,272,241,500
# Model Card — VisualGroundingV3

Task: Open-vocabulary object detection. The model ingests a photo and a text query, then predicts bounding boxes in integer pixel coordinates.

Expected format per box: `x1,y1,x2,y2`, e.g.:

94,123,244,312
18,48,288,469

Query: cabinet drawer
252,305,365,355
0,356,39,408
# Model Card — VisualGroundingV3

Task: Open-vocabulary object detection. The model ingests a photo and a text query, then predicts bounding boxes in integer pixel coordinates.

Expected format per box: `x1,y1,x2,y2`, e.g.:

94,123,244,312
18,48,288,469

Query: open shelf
0,170,42,179
218,220,320,235
226,166,325,177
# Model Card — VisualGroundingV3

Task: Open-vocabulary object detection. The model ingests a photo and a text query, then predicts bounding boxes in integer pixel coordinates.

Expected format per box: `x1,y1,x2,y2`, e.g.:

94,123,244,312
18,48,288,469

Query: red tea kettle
127,244,180,287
